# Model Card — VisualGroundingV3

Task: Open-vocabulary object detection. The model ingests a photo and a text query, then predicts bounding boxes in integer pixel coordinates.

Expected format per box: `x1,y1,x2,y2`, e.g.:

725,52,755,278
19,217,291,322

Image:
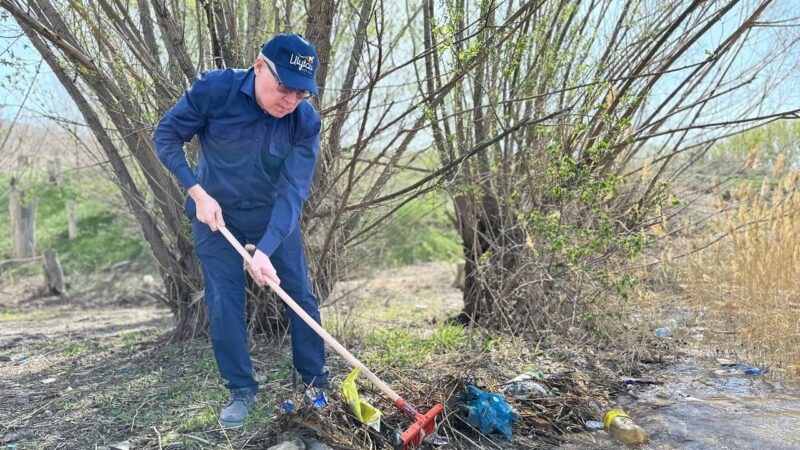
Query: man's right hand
188,185,225,231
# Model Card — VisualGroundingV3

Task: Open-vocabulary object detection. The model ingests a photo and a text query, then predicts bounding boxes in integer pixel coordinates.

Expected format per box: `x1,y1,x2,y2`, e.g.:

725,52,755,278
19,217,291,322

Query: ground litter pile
267,336,624,450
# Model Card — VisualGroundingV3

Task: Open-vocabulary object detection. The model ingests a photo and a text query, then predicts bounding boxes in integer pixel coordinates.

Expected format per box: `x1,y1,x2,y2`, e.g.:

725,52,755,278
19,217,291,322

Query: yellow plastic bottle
603,409,648,445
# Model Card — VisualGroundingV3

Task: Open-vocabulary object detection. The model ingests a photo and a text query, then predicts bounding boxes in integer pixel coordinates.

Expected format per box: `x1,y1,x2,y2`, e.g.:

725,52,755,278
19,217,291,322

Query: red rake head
396,403,444,449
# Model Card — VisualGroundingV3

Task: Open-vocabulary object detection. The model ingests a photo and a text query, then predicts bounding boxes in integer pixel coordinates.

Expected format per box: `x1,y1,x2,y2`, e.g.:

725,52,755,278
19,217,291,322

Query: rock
649,398,677,408
667,417,689,442
422,433,449,445
527,415,552,430
275,431,331,450
302,438,333,450
0,429,34,443
267,439,305,450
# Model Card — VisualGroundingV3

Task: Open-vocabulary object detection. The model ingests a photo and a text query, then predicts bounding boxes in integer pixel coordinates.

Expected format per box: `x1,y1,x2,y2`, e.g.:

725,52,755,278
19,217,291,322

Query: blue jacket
153,68,321,256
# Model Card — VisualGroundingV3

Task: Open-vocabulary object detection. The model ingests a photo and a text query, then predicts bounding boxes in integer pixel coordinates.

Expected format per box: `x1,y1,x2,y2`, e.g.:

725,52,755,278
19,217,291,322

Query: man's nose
282,96,301,107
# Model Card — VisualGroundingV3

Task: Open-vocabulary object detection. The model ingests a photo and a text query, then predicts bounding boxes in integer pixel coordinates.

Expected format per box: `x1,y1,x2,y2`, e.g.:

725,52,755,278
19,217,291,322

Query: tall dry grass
682,165,800,376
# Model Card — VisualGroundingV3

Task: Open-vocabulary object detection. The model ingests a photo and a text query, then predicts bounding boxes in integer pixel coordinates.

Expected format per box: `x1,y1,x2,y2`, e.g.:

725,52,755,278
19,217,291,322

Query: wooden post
453,262,465,291
9,178,37,259
43,249,67,296
67,199,78,239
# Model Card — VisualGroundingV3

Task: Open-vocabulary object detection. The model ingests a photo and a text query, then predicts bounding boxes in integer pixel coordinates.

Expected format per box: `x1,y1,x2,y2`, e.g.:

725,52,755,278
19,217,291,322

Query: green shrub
0,173,150,275
367,192,461,267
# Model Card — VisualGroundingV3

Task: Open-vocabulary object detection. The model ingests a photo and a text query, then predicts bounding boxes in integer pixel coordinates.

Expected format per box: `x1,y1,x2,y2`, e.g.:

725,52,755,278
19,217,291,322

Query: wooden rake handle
217,226,401,402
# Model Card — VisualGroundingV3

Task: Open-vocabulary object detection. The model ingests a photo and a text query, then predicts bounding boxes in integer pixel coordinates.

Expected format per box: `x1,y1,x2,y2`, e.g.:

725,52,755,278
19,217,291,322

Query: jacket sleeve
153,73,215,189
256,116,321,256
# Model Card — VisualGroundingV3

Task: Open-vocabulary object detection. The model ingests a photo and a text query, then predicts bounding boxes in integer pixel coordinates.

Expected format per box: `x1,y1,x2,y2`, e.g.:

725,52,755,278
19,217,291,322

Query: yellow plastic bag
342,366,382,431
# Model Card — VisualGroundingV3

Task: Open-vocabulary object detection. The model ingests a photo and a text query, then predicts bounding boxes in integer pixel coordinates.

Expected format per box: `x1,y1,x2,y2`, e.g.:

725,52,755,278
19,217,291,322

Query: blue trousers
185,197,328,392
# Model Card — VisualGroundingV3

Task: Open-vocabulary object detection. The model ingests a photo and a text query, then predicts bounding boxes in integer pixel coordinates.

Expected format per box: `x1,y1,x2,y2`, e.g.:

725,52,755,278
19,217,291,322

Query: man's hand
188,185,225,231
250,249,280,286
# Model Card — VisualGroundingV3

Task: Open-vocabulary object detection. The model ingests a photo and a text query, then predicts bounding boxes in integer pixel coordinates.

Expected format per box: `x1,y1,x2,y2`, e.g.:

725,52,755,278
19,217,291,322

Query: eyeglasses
262,60,313,100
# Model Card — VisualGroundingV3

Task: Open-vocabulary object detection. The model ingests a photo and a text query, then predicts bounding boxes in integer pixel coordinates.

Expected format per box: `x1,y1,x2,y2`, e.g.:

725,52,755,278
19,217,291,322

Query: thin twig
153,426,163,450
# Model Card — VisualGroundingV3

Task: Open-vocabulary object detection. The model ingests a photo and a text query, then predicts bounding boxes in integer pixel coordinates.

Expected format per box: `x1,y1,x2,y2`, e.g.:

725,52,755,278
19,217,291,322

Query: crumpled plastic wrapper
461,384,519,440
342,366,382,431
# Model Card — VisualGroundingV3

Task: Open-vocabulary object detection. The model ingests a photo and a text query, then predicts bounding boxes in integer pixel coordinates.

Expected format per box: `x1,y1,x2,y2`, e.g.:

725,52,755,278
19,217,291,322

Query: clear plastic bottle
585,420,604,431
654,327,672,338
604,409,648,445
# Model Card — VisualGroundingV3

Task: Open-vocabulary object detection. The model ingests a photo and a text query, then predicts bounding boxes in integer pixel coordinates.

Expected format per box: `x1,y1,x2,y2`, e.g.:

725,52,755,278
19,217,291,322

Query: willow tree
416,0,800,329
3,0,796,338
0,0,531,337
0,0,340,339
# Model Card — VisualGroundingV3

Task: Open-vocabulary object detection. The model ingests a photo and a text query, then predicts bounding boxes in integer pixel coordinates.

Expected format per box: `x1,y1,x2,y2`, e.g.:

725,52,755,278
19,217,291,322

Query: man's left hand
250,249,280,287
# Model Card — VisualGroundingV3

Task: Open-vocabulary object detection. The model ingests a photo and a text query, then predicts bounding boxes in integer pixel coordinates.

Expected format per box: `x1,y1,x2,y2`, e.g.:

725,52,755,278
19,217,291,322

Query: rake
220,226,444,449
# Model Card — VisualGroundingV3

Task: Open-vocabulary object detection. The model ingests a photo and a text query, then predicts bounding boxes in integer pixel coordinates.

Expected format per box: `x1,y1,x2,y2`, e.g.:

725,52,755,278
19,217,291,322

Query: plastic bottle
654,327,672,338
744,367,769,376
604,409,648,445
585,420,604,431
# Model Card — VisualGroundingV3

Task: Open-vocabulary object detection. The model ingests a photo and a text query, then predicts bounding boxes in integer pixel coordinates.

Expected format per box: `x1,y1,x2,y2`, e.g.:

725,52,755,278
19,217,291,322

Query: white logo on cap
289,54,314,74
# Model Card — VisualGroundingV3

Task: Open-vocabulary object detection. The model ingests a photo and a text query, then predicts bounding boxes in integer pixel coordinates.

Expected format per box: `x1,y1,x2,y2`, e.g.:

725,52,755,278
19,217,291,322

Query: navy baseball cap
261,34,319,96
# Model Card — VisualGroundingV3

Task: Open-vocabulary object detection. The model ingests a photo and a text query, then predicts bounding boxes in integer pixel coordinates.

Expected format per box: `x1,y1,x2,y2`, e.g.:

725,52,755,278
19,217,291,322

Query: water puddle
563,351,800,449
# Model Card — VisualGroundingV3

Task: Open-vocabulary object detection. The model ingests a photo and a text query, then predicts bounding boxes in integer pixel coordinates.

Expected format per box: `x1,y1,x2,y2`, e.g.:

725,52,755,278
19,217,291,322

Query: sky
0,0,798,141
0,22,80,125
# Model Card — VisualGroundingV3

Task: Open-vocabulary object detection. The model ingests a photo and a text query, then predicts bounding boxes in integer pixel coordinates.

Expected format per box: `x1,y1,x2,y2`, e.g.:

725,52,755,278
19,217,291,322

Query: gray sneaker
219,388,256,428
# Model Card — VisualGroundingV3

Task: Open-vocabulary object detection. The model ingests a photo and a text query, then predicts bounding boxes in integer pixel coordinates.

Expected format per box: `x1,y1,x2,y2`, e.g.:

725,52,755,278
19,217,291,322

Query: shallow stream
563,345,800,449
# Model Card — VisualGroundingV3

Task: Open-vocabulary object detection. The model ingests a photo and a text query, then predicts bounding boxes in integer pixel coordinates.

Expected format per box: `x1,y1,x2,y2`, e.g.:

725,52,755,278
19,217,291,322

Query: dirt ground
0,263,462,449
0,262,658,449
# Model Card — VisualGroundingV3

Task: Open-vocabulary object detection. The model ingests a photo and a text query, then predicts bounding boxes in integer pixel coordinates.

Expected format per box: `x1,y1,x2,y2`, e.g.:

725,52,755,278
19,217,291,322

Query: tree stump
43,249,67,296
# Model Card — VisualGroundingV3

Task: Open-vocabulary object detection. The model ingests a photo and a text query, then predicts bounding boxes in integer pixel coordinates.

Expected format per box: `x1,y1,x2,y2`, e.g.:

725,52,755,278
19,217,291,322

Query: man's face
253,57,305,118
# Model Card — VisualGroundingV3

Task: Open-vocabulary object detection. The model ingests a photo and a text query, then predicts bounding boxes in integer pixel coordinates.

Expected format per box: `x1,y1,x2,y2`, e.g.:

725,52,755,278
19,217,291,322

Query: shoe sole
220,420,244,429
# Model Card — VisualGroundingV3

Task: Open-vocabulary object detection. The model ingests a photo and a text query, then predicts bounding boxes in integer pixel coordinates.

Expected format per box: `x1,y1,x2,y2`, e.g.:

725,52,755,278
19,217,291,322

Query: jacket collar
240,67,256,99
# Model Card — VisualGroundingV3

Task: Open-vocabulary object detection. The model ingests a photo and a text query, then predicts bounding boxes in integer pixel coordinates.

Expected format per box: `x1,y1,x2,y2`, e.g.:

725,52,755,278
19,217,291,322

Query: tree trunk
304,0,373,301
453,193,486,324
299,0,336,302
243,0,264,55
303,0,335,105
18,18,204,340
9,179,37,259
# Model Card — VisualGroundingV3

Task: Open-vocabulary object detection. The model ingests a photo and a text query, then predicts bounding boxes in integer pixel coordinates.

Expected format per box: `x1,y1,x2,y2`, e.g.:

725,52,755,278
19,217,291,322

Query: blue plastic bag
462,385,519,440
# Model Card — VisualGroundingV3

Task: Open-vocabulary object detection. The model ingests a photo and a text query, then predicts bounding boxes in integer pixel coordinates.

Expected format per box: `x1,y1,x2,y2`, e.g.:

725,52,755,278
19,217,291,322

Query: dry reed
682,169,800,376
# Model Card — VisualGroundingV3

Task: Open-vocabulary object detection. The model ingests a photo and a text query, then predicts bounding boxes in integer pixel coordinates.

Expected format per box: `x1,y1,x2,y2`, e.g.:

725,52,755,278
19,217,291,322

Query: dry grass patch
681,171,800,376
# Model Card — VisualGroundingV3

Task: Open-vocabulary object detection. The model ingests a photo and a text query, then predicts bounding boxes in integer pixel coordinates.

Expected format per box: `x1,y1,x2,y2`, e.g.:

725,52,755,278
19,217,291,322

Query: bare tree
2,0,797,340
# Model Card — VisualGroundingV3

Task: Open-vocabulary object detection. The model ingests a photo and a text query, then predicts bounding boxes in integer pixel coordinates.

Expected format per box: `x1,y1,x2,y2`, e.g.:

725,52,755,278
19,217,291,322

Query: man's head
253,34,319,117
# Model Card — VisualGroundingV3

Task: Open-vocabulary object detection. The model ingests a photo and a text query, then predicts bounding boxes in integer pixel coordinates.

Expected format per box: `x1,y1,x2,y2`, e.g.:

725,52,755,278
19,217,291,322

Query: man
153,34,328,428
